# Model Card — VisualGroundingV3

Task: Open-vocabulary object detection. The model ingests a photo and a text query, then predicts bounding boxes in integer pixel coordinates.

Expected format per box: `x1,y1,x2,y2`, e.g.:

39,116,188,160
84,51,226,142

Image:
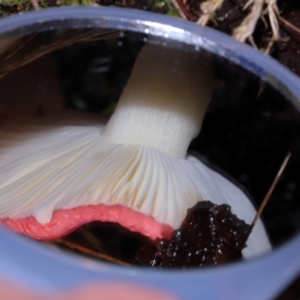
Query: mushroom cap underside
0,112,271,258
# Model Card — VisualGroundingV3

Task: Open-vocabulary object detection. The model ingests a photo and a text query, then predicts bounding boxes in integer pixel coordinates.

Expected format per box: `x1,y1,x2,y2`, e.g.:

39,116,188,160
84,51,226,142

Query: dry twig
279,15,300,36
171,0,187,19
197,0,225,26
232,0,283,52
263,0,283,53
252,152,291,228
232,0,264,47
52,238,130,266
30,0,40,10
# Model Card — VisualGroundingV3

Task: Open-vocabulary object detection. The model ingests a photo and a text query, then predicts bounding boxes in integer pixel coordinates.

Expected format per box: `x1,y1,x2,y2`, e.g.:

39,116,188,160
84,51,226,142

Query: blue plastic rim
0,7,299,300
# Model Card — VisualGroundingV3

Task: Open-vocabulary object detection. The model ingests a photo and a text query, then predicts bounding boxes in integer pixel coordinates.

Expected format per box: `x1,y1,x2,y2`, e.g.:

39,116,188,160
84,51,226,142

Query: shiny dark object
134,201,251,268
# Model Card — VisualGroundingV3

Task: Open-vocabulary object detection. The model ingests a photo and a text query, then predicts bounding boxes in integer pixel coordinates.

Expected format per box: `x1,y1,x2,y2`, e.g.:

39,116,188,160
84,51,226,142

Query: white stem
103,43,214,158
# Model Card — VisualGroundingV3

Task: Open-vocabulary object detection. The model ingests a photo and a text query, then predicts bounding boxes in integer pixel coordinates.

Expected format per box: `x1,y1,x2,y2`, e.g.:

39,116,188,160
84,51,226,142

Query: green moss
0,0,178,16
0,0,94,16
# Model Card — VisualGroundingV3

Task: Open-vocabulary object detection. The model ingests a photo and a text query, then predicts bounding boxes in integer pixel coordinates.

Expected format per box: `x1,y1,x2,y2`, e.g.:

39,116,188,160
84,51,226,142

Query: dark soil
98,0,300,78
2,0,300,79
57,201,251,267
133,201,251,268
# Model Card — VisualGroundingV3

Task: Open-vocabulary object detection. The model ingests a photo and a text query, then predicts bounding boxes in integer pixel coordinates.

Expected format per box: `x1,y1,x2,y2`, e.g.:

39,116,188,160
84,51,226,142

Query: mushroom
0,41,271,259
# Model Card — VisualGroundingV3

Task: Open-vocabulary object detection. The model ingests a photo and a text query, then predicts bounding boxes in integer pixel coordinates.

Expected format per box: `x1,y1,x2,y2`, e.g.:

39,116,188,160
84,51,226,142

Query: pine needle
0,29,120,78
52,238,130,266
251,152,291,228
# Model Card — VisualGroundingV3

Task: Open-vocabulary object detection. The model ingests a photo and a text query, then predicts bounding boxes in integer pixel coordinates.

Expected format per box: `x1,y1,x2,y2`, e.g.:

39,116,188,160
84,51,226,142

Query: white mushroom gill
103,43,212,158
0,42,271,258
